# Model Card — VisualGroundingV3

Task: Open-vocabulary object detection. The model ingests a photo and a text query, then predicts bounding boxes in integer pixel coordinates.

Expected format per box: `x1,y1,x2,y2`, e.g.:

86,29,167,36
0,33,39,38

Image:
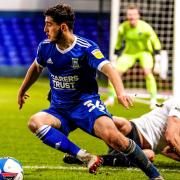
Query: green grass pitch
0,78,179,179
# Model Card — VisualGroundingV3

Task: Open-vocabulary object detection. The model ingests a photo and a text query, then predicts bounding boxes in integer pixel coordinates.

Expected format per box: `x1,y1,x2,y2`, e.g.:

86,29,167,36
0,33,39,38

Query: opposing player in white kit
64,97,180,166
106,97,180,165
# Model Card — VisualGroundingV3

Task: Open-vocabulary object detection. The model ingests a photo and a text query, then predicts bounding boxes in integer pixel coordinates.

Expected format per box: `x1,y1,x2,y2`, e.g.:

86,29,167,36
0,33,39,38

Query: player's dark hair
44,3,75,30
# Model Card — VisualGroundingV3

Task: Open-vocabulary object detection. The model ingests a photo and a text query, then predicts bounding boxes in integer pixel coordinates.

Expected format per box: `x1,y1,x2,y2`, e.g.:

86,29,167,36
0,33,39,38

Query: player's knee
28,115,40,133
144,71,153,77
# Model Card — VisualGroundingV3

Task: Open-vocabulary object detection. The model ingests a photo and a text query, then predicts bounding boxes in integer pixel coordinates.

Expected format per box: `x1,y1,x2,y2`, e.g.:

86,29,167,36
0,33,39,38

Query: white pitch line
134,98,150,105
24,165,87,171
23,165,180,172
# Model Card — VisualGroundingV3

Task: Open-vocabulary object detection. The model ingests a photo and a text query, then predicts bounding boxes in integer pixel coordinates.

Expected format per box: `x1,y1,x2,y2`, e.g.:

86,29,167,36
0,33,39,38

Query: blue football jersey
35,35,110,107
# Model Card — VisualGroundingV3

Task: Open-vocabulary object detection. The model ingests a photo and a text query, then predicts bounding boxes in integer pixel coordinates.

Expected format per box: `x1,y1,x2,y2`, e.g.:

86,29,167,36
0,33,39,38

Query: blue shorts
43,96,112,136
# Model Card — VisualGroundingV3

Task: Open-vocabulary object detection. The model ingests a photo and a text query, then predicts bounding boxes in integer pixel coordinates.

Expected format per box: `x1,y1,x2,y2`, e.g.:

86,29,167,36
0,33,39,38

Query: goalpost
109,0,120,62
173,0,180,99
110,0,175,100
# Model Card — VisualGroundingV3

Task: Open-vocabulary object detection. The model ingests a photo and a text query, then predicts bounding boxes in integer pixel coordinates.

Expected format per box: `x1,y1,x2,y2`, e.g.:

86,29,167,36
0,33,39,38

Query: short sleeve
86,45,110,71
35,42,46,68
168,99,180,118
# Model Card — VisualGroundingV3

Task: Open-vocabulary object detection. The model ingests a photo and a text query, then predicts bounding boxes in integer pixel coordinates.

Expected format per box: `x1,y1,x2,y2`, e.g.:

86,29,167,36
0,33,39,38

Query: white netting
118,0,174,94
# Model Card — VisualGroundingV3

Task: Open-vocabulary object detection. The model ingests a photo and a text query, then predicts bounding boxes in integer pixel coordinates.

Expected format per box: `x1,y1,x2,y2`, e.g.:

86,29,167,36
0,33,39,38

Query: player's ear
60,23,68,31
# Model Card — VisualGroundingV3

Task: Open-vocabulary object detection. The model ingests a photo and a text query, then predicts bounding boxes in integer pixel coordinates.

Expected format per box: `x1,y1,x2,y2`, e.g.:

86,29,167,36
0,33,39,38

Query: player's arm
18,61,43,109
164,115,180,155
161,145,180,161
148,24,161,51
101,63,133,108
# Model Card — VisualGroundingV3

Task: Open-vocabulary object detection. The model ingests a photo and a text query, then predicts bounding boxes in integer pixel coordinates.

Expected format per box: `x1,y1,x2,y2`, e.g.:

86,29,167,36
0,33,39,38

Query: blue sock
36,125,80,156
124,139,160,178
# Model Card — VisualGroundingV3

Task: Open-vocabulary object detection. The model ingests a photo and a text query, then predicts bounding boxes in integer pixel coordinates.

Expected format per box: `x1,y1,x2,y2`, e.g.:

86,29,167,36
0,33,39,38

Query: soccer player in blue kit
18,3,163,179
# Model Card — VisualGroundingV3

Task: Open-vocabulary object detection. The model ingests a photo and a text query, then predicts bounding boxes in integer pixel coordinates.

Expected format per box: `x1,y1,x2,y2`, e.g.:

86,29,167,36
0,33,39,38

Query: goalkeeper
105,4,161,109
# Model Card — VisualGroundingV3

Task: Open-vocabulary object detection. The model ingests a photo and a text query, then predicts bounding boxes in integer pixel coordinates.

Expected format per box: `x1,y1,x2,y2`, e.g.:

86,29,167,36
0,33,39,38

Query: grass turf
0,77,179,179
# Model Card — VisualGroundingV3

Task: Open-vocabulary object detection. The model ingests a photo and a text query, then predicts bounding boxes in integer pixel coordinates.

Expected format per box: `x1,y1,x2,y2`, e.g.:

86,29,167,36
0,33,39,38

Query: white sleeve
97,60,110,71
168,103,180,118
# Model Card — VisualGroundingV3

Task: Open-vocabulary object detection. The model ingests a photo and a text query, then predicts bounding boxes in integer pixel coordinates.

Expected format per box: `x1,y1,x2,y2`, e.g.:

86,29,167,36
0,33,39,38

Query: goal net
113,0,174,99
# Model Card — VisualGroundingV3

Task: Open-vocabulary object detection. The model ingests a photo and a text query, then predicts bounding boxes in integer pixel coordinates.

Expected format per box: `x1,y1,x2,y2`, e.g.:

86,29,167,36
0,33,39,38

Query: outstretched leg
28,112,103,174
94,116,163,179
145,73,157,109
140,52,158,109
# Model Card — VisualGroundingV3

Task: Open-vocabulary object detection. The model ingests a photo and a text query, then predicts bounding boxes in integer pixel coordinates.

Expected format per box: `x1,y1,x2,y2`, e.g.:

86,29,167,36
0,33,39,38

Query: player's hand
18,92,29,109
117,93,133,109
142,149,155,162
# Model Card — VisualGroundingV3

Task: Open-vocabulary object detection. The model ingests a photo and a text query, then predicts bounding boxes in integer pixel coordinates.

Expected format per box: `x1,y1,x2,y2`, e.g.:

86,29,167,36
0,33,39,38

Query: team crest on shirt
71,58,80,69
91,49,104,59
47,58,53,64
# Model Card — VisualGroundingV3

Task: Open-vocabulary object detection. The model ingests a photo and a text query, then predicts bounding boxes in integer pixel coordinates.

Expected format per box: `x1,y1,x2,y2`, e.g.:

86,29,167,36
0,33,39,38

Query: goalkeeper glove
153,50,168,80
153,53,161,75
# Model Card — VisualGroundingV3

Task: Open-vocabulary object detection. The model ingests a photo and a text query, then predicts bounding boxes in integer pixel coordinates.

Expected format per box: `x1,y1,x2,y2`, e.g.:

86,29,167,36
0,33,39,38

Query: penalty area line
23,165,180,172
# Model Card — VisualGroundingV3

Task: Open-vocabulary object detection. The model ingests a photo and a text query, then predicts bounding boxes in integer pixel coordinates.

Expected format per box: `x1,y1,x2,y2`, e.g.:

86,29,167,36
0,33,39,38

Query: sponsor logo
47,58,53,64
91,49,104,59
51,75,79,89
55,141,62,149
71,58,80,69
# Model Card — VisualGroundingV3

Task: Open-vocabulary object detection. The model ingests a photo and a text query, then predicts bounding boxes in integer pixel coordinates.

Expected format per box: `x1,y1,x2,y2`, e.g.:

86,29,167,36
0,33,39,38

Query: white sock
77,149,87,158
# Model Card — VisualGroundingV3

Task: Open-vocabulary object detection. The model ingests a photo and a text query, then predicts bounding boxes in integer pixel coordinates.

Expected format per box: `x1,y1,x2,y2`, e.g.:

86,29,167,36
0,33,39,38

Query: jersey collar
56,35,77,54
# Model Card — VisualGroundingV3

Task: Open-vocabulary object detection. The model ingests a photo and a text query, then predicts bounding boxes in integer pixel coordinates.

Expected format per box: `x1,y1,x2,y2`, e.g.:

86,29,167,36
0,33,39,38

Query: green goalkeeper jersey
115,20,161,54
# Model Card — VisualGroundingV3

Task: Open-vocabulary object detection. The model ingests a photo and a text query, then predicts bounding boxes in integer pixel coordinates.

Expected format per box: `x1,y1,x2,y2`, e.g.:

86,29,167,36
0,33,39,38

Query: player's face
44,16,64,43
126,9,140,27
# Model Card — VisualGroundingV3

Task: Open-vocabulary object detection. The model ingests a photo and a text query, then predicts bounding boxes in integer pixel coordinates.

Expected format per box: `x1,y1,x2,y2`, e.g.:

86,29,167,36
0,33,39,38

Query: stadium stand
0,12,110,67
